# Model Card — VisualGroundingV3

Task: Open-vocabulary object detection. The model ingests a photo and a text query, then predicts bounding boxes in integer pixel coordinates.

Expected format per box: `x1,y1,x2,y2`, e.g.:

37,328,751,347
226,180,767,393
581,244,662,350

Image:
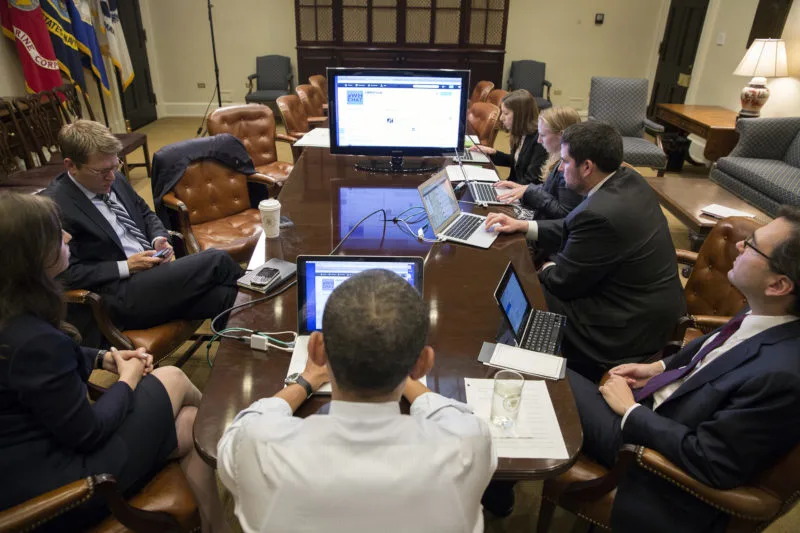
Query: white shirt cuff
410,391,473,419
117,260,130,279
659,360,666,371
540,262,556,272
525,220,539,240
620,403,641,430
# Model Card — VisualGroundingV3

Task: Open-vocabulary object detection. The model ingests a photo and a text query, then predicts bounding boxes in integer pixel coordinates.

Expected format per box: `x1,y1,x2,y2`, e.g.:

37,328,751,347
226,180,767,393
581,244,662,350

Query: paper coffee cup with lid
258,199,281,238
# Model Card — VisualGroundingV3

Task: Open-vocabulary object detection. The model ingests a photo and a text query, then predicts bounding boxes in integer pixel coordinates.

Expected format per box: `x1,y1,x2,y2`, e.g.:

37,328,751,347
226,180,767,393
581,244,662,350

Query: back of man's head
561,121,623,173
322,269,429,396
773,206,800,315
59,119,122,166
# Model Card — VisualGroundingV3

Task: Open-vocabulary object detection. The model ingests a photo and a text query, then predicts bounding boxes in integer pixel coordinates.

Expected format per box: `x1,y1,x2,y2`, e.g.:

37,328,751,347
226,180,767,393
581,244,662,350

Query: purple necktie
634,314,746,402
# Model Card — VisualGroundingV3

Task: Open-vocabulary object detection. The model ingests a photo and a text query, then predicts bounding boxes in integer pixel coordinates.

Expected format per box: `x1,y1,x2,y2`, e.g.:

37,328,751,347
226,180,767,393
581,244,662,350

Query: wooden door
647,0,709,117
117,0,157,130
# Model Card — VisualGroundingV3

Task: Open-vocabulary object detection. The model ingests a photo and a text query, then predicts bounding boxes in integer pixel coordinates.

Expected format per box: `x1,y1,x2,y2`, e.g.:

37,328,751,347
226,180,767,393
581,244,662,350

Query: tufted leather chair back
470,80,494,106
308,75,328,101
276,95,310,136
295,84,326,117
467,102,500,147
172,160,252,225
486,89,508,108
207,104,278,168
684,217,760,318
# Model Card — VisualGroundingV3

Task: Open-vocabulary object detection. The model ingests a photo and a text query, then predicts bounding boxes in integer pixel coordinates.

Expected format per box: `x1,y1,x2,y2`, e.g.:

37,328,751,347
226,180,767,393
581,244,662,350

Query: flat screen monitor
327,68,470,173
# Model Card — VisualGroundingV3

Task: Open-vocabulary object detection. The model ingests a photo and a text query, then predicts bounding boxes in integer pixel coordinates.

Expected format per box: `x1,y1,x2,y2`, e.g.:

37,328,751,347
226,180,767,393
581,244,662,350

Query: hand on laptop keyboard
494,181,527,203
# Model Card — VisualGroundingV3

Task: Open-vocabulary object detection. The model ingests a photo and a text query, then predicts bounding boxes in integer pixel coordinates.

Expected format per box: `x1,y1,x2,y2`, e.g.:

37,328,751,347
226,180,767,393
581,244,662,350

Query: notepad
700,203,756,219
293,127,331,147
445,165,500,183
479,342,566,380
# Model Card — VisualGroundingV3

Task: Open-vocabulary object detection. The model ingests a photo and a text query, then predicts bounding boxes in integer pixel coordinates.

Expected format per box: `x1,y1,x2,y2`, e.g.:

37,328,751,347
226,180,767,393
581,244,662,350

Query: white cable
250,331,298,352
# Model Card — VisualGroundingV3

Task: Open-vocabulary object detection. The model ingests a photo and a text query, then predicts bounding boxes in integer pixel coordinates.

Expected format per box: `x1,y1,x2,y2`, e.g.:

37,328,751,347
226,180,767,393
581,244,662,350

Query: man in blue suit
571,206,800,533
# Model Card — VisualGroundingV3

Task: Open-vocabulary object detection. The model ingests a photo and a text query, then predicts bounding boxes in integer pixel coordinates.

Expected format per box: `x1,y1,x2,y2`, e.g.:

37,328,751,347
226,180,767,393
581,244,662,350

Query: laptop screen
296,256,424,334
494,263,533,340
418,172,459,233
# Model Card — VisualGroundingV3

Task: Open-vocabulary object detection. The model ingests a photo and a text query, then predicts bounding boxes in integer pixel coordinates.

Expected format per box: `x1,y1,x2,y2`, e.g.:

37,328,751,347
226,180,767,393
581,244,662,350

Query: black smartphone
251,266,280,287
153,248,170,259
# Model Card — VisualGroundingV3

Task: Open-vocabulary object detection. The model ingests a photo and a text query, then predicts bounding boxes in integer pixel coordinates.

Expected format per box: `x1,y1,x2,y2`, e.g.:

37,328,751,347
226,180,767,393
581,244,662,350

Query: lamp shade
734,39,789,78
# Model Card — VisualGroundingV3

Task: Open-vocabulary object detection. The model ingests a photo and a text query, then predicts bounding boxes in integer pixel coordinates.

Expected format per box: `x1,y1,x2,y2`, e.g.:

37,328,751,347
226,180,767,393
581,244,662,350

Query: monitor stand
355,154,439,174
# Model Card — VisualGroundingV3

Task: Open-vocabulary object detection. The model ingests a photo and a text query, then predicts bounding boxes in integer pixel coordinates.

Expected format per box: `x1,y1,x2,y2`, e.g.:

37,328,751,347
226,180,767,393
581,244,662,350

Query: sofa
709,117,800,217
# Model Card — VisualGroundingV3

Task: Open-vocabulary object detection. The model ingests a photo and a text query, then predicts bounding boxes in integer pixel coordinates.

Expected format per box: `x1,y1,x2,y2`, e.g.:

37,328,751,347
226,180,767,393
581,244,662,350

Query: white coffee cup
258,199,281,238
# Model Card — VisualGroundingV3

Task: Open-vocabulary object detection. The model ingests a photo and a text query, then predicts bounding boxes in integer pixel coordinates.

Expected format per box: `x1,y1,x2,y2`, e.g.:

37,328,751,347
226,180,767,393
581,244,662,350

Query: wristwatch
95,350,108,370
285,372,313,399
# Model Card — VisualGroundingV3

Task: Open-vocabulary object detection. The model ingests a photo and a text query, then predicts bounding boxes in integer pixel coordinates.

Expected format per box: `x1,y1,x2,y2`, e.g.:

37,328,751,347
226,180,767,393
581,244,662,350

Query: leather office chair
308,74,328,103
245,54,293,118
206,104,294,194
469,80,494,108
467,102,500,147
276,94,314,162
537,440,800,532
588,77,667,176
0,459,199,533
507,60,552,110
486,89,508,108
161,159,269,262
294,84,328,124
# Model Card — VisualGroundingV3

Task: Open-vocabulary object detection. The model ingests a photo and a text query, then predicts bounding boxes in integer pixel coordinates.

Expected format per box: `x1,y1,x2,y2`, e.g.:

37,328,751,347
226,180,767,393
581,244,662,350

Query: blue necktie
97,193,152,250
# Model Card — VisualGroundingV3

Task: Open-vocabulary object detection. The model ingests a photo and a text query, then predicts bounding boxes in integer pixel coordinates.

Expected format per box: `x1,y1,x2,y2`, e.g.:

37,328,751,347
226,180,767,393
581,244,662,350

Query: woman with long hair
0,193,229,532
469,89,549,185
492,106,584,220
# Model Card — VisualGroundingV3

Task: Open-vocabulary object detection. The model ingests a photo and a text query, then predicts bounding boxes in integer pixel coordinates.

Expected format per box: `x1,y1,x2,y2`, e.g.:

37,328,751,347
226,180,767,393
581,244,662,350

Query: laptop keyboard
521,310,567,354
453,150,488,162
470,182,499,204
444,214,483,240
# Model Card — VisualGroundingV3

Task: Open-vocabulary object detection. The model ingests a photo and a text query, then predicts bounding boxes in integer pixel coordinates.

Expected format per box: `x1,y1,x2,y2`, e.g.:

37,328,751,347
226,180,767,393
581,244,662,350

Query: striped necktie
97,193,152,250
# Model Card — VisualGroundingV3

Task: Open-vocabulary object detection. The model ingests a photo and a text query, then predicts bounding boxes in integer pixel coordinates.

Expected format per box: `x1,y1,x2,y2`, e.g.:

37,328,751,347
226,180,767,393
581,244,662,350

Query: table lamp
733,38,788,118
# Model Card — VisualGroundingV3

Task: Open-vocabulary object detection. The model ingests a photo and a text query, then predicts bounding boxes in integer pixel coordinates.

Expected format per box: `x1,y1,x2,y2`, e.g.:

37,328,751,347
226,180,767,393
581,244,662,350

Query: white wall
504,0,667,112
0,38,28,96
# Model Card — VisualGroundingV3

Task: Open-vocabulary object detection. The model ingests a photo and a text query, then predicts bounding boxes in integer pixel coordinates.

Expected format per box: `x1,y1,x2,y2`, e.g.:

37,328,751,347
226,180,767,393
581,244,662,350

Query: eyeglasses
743,235,792,281
83,158,121,176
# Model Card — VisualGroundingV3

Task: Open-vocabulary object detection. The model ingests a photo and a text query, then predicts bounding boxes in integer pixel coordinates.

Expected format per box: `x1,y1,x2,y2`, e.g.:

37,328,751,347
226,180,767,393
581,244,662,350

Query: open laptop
494,262,566,355
287,255,424,394
451,153,506,206
418,172,498,249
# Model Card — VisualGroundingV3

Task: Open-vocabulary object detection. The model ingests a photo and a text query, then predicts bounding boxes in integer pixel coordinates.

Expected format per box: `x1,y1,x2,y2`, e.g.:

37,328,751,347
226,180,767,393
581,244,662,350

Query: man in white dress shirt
217,269,497,533
568,207,800,533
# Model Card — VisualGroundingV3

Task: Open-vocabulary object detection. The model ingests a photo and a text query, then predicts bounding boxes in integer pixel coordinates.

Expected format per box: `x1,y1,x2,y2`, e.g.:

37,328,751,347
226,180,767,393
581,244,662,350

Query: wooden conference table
193,148,582,480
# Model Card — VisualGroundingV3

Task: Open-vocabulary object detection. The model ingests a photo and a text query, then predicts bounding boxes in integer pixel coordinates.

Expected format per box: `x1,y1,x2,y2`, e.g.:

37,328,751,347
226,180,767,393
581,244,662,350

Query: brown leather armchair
486,88,508,108
537,442,800,533
0,462,199,533
276,94,317,162
206,104,294,192
308,74,328,102
467,102,500,147
161,159,270,262
469,80,494,107
294,84,328,124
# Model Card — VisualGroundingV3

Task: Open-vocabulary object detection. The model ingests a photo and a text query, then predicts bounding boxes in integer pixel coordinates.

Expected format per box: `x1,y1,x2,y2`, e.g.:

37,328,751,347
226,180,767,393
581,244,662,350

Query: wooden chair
467,102,500,147
161,159,271,262
0,460,199,533
468,80,494,107
206,104,294,195
0,98,61,190
308,74,328,103
294,84,328,123
11,93,62,167
486,88,508,108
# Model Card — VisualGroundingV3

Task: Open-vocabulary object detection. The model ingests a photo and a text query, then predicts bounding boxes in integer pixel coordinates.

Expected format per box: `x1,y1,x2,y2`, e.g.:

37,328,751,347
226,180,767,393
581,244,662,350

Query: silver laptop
467,180,507,206
449,150,490,164
418,172,498,249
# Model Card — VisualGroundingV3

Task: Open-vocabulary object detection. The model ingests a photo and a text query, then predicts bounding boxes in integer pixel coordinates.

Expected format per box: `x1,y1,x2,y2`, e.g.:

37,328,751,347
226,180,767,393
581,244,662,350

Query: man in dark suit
573,207,800,533
485,121,685,380
43,120,243,336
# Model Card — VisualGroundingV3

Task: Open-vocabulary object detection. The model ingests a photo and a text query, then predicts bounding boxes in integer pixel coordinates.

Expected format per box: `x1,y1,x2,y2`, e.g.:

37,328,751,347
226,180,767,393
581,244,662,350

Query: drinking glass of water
490,369,524,429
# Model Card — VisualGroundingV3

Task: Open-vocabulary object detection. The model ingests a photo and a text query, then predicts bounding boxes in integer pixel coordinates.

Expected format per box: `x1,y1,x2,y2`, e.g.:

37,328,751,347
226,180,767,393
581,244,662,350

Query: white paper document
487,344,566,380
445,165,500,183
464,378,568,459
293,127,331,148
700,203,756,219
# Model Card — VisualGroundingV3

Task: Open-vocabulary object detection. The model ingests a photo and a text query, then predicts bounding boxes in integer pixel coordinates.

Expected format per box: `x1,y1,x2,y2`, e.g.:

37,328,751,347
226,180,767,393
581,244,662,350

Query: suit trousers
102,249,243,330
567,368,624,468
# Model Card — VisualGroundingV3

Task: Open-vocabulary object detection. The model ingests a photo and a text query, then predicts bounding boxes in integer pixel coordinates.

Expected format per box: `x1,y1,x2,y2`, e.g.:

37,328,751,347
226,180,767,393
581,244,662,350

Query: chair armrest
63,290,135,350
0,477,94,531
322,103,329,112
691,314,732,331
560,445,639,503
248,73,258,81
676,249,698,266
543,80,552,101
161,192,200,255
276,133,298,144
308,116,327,127
247,74,257,95
288,131,306,139
644,118,665,134
95,473,182,532
247,172,279,187
635,447,782,520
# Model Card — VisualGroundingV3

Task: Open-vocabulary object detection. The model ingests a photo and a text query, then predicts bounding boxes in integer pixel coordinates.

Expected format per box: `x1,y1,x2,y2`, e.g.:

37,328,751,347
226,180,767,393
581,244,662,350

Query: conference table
193,147,583,480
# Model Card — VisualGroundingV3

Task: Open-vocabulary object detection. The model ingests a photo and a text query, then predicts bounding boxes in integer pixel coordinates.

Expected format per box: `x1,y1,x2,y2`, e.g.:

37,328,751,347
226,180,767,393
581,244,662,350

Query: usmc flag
0,0,63,93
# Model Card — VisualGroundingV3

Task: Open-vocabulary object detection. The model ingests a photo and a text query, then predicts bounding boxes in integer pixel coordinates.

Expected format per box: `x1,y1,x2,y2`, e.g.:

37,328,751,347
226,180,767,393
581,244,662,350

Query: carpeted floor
112,117,799,533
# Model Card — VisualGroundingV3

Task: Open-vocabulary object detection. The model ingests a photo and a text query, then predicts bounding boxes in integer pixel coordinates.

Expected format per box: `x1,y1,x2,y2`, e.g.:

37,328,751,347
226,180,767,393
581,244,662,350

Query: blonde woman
493,106,584,220
469,89,548,185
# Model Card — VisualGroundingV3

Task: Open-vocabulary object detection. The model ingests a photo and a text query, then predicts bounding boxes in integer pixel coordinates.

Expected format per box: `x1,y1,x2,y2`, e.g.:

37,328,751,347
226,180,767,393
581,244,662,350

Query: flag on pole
94,0,133,90
41,0,86,90
0,0,63,93
64,0,109,94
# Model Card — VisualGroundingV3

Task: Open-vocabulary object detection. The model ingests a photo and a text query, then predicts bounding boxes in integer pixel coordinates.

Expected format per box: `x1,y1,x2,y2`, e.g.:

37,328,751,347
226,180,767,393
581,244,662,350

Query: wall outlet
553,89,563,96
197,82,206,89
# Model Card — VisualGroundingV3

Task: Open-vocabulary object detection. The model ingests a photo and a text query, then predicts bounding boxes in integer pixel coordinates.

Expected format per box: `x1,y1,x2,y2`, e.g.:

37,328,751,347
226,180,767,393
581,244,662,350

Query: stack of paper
485,343,567,380
700,203,756,219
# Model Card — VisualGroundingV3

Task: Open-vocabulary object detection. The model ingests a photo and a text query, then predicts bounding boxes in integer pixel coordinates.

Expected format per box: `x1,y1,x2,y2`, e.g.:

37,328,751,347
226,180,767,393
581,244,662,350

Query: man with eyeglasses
43,120,243,342
565,207,800,533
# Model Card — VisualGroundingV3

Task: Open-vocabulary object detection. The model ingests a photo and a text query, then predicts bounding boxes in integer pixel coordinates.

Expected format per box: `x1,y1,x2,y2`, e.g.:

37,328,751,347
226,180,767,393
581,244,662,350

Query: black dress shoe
481,480,516,518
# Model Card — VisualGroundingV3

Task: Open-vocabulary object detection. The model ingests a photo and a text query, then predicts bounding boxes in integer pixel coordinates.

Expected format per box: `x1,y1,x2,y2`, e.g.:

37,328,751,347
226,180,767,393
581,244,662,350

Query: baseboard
158,101,247,117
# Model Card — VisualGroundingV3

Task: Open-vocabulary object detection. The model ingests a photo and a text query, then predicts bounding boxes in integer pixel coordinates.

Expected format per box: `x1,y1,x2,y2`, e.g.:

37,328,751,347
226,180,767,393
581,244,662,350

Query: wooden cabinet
295,0,508,90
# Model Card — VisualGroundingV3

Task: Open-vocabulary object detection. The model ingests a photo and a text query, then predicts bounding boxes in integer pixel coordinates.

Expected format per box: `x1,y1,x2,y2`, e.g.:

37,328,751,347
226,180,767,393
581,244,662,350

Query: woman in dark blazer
493,106,584,220
470,89,549,186
0,194,229,532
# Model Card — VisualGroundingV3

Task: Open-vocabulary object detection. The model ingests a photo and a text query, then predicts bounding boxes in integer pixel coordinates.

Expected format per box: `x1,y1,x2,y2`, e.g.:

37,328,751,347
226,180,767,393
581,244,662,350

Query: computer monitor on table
327,68,469,173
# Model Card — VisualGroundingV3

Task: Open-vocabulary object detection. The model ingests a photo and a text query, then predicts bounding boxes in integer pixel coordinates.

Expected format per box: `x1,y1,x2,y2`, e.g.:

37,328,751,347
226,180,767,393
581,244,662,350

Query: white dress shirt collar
587,170,616,197
328,400,401,418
